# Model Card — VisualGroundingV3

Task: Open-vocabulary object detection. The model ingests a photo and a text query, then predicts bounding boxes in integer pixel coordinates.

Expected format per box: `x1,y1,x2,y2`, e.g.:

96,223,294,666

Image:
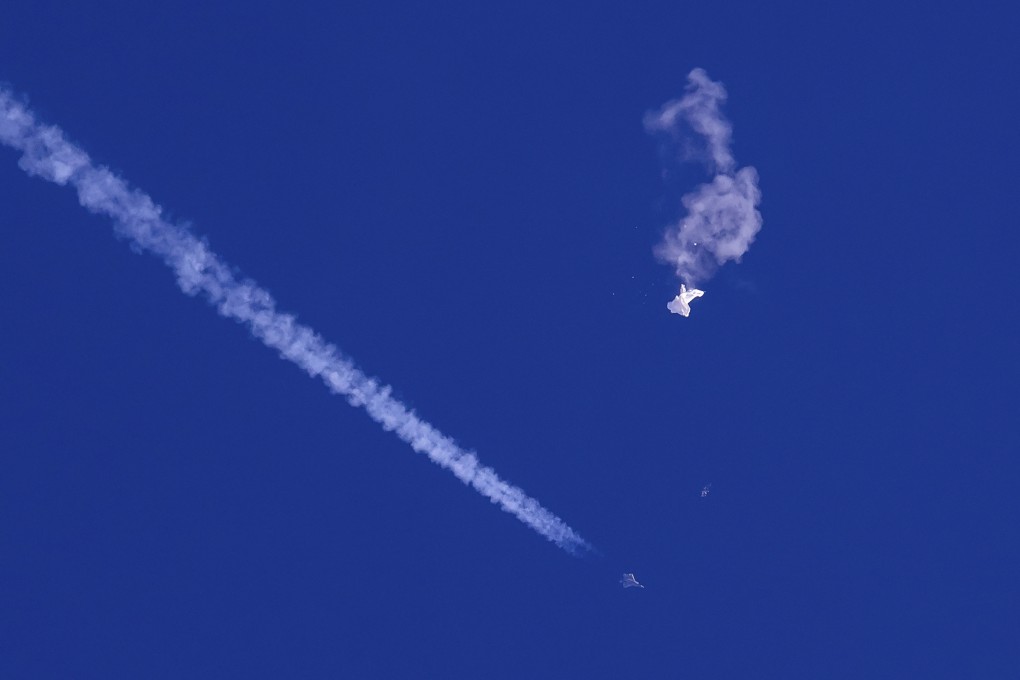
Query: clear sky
2,2,1017,678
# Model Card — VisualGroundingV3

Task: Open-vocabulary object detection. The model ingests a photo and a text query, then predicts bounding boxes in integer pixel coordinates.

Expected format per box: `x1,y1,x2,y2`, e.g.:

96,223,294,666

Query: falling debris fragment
621,573,645,589
667,284,705,317
700,483,712,498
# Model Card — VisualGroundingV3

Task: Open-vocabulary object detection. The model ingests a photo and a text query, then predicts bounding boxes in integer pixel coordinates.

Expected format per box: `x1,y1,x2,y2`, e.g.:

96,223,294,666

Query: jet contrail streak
0,88,591,555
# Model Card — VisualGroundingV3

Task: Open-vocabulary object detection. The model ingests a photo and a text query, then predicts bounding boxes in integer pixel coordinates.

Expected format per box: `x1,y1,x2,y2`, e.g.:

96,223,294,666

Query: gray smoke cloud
645,68,762,288
0,88,591,556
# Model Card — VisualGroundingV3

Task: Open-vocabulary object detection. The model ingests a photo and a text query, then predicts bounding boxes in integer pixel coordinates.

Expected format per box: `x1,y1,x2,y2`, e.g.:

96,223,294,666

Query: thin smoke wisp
645,68,762,290
0,88,591,555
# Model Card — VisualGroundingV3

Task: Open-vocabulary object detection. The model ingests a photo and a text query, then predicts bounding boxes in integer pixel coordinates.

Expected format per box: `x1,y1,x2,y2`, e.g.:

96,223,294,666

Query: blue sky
2,2,1018,678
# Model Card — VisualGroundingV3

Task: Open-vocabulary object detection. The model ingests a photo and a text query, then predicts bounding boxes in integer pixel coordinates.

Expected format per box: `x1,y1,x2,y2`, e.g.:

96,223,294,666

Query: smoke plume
645,68,762,288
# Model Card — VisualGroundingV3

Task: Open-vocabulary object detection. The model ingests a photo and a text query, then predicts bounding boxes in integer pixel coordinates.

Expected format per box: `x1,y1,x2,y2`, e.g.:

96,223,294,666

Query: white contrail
0,88,591,555
645,68,762,289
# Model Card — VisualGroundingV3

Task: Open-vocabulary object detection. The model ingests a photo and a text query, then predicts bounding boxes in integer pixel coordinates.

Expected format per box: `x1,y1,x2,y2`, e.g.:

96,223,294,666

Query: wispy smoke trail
645,68,762,288
0,89,590,555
